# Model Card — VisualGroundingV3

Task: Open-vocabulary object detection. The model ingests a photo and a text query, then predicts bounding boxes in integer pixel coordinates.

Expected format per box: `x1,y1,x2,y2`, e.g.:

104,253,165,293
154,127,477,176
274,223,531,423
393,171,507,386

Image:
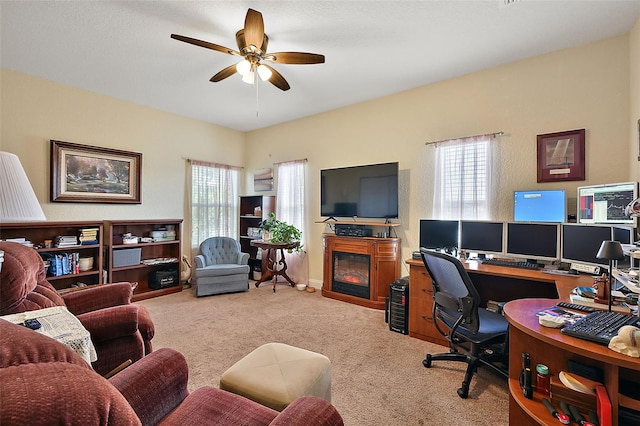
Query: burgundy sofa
0,241,154,376
0,321,344,425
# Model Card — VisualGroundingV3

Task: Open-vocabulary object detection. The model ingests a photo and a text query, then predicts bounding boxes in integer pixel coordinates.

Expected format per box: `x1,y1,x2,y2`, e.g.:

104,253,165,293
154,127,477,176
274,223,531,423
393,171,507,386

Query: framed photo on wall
536,129,585,183
50,140,142,203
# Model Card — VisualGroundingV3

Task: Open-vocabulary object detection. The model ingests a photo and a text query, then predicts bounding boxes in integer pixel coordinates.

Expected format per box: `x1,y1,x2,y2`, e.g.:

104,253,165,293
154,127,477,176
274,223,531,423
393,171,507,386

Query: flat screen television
561,223,613,268
513,189,566,223
505,222,560,262
577,181,638,225
419,219,459,250
320,162,399,219
459,220,504,256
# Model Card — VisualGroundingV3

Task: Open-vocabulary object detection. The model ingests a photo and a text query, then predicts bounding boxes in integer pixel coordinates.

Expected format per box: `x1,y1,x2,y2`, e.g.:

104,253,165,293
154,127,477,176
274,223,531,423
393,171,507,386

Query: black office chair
420,248,508,398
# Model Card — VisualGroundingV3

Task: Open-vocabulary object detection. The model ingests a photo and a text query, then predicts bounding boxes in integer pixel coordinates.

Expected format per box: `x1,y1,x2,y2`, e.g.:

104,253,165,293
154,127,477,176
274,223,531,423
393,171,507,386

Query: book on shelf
55,235,79,247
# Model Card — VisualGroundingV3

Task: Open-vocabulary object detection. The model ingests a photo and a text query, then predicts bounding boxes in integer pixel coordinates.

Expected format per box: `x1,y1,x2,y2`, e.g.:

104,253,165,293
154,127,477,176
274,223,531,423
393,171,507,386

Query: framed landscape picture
50,140,142,203
536,129,585,183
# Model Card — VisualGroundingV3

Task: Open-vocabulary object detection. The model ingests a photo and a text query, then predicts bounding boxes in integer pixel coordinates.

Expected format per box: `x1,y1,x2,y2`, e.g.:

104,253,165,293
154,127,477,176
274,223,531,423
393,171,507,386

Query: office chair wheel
457,386,469,399
422,355,432,368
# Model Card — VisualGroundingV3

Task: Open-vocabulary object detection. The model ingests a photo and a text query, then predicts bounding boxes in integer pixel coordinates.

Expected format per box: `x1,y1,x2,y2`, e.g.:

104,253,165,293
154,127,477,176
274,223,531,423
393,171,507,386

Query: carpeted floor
139,283,509,425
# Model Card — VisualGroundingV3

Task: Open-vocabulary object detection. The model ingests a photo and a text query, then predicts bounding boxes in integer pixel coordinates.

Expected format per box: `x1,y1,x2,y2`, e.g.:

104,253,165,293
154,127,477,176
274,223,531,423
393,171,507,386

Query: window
432,135,493,220
276,160,308,284
190,160,240,247
276,160,306,245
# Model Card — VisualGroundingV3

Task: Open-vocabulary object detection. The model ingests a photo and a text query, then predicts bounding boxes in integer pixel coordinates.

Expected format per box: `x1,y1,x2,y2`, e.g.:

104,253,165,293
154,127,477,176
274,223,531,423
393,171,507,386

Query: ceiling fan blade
171,34,239,56
243,9,265,50
267,52,325,65
261,64,290,91
210,64,238,82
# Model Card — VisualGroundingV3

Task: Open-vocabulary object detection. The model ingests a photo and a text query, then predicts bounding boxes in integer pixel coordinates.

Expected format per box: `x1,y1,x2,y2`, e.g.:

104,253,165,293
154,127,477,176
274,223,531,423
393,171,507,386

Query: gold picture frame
50,140,142,203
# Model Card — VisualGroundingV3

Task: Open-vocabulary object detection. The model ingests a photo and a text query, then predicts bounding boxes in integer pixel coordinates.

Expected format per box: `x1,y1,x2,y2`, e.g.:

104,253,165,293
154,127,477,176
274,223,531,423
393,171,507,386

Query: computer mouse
629,270,638,278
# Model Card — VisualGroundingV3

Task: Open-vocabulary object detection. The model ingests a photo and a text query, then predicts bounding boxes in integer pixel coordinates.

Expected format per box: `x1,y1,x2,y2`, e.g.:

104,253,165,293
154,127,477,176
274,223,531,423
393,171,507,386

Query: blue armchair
194,237,251,296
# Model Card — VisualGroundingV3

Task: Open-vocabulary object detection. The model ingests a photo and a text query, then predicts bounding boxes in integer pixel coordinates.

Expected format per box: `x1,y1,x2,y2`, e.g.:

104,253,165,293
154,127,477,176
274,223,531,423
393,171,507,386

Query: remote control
22,319,42,330
557,301,596,313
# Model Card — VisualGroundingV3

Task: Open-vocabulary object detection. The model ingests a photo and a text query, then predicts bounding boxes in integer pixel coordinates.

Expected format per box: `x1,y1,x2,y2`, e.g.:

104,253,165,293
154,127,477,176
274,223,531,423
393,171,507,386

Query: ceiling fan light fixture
236,59,251,76
257,64,272,81
242,70,255,85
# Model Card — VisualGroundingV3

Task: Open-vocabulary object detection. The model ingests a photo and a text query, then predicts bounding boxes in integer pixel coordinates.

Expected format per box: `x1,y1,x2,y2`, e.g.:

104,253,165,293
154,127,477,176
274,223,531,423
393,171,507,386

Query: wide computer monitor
577,181,638,225
513,189,566,223
561,223,613,269
419,219,459,250
459,220,504,257
505,222,560,262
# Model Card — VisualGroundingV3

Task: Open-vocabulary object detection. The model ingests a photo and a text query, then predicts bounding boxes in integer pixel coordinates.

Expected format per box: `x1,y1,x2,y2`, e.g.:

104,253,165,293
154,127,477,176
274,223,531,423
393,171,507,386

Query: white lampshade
242,70,255,85
236,59,251,76
0,151,46,222
257,64,272,81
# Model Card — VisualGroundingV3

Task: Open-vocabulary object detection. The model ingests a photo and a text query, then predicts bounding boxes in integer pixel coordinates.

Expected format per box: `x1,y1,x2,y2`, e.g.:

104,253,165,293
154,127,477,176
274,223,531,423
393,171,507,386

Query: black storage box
149,267,179,289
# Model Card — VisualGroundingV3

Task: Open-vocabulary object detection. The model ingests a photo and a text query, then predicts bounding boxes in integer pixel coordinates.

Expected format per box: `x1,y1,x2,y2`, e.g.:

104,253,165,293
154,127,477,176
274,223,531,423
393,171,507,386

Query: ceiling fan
171,8,325,91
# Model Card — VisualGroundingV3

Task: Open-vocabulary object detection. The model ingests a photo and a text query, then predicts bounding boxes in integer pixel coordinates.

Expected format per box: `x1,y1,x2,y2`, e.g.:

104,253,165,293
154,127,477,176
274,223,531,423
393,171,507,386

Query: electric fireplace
332,251,370,299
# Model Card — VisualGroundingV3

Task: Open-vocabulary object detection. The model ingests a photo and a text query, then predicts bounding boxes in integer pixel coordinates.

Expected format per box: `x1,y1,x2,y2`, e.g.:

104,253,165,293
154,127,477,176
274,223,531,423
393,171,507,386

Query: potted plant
259,212,303,252
258,212,280,241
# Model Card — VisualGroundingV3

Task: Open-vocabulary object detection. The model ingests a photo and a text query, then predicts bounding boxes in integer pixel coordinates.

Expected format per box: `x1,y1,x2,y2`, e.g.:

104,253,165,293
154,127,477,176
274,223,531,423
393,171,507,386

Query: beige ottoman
220,342,332,411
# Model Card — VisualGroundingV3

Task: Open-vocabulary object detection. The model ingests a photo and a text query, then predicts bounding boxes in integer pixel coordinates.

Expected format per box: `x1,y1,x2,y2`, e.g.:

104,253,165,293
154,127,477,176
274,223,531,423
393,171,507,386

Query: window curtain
276,160,308,284
432,135,492,220
189,160,240,248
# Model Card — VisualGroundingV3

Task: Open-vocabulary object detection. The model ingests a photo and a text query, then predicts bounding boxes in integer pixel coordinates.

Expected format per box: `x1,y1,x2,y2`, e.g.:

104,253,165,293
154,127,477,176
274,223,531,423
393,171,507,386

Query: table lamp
596,240,625,312
0,151,46,222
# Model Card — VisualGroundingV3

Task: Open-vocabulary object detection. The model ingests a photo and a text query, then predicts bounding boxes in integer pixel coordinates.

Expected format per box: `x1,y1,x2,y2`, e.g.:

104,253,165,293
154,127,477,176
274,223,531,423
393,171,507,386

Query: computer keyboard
561,310,640,345
480,258,540,270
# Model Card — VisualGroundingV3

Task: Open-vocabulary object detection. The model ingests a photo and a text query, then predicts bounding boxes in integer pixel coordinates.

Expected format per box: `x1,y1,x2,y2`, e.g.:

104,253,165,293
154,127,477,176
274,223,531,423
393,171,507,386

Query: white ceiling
2,1,640,132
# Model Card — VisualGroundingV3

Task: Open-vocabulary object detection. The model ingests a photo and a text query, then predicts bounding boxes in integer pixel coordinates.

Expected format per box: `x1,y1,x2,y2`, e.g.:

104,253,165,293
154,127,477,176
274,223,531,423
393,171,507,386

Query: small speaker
388,276,409,335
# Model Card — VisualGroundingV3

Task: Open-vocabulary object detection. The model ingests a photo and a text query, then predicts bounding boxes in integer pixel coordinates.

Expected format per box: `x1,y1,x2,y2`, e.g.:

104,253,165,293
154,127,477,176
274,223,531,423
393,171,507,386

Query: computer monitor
505,222,560,262
577,181,638,225
419,219,459,250
613,225,635,269
613,225,635,245
513,189,566,223
459,221,504,256
561,223,613,268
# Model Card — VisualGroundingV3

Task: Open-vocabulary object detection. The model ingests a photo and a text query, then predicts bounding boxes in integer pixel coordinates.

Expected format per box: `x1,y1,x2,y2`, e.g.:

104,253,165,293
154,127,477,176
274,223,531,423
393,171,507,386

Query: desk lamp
0,151,46,222
596,240,624,312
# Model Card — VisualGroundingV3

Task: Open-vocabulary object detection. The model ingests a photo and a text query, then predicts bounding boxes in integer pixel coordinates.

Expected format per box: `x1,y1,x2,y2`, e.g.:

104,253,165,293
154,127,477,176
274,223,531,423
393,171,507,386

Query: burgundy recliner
0,241,154,376
0,320,344,426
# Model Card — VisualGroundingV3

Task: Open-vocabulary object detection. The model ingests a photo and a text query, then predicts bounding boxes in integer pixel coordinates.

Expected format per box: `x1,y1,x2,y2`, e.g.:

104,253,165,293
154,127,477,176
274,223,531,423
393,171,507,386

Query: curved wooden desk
250,240,299,292
406,258,596,346
503,298,640,426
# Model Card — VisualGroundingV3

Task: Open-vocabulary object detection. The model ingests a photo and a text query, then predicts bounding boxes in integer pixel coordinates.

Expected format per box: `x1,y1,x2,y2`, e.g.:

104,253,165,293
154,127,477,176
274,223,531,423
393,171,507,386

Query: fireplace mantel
321,234,400,310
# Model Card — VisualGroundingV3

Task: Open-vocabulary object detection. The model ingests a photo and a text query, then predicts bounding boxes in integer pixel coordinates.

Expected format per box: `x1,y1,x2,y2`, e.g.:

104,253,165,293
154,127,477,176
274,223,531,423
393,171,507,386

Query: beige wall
630,17,640,182
1,30,636,288
0,69,245,253
246,35,632,286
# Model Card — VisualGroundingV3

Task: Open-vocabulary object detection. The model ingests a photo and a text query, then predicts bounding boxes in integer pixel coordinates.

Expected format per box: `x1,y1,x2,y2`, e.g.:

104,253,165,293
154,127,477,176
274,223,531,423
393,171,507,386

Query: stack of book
79,228,99,245
54,235,78,247
2,237,34,247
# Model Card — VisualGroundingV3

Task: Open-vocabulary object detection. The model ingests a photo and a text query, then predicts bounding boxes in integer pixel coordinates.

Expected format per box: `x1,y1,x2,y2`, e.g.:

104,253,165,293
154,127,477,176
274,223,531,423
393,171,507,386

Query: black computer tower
388,276,409,334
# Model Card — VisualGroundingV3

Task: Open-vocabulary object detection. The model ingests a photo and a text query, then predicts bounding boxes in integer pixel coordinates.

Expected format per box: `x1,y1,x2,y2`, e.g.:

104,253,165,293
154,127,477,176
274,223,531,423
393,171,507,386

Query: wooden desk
406,258,596,346
250,240,299,292
504,298,640,426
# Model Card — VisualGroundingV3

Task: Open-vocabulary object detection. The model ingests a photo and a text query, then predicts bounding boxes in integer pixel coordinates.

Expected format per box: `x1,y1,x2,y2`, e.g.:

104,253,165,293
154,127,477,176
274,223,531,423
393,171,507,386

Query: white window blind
190,160,240,247
432,135,492,220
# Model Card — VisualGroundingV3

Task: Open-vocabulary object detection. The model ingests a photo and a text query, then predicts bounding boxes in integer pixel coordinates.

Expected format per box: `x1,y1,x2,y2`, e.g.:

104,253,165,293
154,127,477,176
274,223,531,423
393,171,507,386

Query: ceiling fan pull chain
256,77,260,117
